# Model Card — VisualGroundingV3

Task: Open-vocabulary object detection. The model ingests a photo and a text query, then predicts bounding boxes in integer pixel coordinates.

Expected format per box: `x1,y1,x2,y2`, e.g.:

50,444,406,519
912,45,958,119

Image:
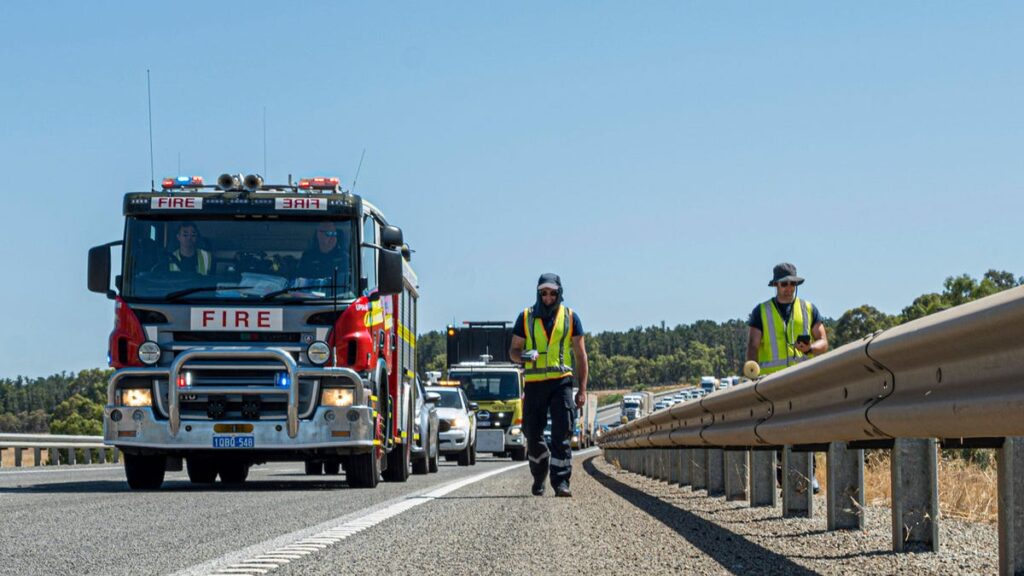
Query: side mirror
380,225,403,249
401,244,412,262
424,392,441,404
377,248,403,296
469,402,479,411
88,244,116,298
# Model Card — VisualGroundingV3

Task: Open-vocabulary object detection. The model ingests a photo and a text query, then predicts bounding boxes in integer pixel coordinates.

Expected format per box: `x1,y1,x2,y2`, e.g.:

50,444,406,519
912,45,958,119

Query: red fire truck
88,173,419,490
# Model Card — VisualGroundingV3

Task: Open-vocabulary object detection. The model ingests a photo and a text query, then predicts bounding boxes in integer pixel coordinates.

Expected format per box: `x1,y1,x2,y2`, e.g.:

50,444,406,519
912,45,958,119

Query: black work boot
555,483,572,497
531,480,546,496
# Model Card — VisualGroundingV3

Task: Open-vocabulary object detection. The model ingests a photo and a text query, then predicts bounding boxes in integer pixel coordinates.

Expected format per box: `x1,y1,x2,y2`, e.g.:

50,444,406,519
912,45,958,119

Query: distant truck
700,376,719,394
446,321,526,461
572,392,598,449
621,391,654,422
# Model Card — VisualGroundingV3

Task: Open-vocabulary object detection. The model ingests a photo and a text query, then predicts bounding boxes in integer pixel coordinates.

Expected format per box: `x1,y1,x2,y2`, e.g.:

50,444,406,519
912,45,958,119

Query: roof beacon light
298,177,340,191
161,176,204,190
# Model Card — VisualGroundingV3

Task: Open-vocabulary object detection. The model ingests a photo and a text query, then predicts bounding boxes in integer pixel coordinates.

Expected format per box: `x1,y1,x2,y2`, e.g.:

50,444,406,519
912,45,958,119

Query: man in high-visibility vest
510,273,588,497
167,222,211,275
746,262,828,375
746,263,827,493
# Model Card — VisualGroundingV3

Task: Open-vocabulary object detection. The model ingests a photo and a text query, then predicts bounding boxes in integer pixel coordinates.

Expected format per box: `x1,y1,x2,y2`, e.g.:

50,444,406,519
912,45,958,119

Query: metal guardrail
0,433,118,468
599,285,1024,576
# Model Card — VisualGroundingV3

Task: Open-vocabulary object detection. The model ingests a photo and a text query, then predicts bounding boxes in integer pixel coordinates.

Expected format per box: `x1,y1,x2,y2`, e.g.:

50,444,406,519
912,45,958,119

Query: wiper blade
261,286,335,301
165,286,253,302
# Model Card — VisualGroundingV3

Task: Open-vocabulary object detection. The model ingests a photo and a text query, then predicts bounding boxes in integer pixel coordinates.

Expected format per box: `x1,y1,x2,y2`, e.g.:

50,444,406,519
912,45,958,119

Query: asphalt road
0,448,999,576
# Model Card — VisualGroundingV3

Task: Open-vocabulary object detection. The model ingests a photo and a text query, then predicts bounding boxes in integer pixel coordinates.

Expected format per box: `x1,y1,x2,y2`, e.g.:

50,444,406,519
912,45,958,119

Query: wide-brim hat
769,263,804,286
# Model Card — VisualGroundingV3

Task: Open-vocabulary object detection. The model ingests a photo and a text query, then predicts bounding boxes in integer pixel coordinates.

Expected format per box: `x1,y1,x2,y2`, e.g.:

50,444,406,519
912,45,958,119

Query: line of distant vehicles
618,375,742,424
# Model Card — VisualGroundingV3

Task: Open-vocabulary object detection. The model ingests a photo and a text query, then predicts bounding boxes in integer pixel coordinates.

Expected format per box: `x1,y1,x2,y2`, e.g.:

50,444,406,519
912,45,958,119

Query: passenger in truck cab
167,221,211,275
296,221,349,282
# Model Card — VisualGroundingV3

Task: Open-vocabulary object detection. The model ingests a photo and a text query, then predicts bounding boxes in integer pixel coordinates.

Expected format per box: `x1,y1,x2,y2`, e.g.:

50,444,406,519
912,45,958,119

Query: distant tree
833,305,897,347
49,394,102,436
901,293,949,322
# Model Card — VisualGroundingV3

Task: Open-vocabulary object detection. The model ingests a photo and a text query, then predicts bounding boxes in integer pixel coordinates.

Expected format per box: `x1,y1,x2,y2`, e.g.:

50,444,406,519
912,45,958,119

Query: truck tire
186,457,218,484
457,443,471,466
124,453,166,490
383,440,411,482
469,439,477,465
511,447,527,462
412,429,430,475
323,461,341,475
304,460,323,475
219,461,249,485
347,451,380,488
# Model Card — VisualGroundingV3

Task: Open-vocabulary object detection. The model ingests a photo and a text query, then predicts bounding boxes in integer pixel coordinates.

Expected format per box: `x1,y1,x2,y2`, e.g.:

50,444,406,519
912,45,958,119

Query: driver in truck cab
296,221,350,282
167,221,211,275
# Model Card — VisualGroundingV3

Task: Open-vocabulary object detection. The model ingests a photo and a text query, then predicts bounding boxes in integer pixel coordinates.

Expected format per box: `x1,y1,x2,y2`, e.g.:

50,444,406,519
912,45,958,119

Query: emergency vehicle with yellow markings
88,173,419,490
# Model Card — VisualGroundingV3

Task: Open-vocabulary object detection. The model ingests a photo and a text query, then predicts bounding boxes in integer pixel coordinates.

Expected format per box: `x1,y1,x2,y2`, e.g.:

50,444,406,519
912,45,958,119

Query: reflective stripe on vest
523,305,574,383
757,297,813,375
169,249,211,275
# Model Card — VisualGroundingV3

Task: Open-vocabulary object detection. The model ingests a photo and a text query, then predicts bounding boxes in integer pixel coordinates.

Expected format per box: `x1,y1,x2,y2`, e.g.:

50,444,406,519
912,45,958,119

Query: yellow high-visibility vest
523,305,574,383
757,297,814,375
169,249,211,275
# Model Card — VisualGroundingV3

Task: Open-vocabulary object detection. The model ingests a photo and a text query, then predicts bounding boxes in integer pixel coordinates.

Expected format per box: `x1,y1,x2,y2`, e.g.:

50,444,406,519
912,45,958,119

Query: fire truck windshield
122,217,358,302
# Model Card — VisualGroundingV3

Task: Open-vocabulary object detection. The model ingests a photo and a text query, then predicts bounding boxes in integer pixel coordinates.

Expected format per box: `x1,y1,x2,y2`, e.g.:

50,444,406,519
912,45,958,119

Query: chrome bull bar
107,347,365,440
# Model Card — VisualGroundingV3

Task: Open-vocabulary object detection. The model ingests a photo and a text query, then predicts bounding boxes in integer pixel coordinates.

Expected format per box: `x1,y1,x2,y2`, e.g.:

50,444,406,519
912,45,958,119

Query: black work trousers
523,376,575,488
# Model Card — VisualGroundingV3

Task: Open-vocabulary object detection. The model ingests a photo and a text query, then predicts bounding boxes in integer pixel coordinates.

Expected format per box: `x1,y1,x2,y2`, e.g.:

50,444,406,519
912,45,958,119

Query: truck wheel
124,454,166,490
323,461,341,475
511,447,527,462
186,457,218,484
469,440,477,465
457,444,471,466
428,446,439,473
347,451,380,488
219,461,249,484
383,440,411,482
304,461,323,475
412,432,429,475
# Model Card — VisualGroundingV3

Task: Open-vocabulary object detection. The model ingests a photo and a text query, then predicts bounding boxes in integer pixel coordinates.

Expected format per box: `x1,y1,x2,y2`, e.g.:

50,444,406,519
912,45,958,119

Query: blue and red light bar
298,177,340,190
161,176,204,189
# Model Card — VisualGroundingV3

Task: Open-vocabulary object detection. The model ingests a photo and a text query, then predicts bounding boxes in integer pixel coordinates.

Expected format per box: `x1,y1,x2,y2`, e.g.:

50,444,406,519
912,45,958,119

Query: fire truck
87,173,419,490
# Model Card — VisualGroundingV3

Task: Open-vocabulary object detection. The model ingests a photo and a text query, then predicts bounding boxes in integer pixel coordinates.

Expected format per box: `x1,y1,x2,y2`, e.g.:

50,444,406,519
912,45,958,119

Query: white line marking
172,461,531,576
0,465,123,477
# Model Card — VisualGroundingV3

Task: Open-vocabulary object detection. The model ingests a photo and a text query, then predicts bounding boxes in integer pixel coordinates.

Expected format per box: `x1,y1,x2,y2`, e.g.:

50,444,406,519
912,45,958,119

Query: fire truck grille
174,331,302,343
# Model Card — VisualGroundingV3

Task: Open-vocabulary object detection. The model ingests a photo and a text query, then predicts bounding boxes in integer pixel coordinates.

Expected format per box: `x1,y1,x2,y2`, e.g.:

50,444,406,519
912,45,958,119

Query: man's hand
575,390,586,409
795,340,812,354
521,349,539,362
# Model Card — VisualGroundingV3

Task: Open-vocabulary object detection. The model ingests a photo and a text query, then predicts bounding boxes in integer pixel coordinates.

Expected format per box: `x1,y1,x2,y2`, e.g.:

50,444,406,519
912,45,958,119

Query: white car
426,386,478,466
411,378,440,475
654,400,670,411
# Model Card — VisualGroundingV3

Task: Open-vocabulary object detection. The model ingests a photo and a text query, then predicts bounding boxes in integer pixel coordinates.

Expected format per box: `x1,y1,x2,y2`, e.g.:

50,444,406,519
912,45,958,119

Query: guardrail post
706,448,725,497
84,448,93,464
14,447,23,467
668,449,680,484
34,447,42,466
783,446,813,518
691,448,707,491
658,449,669,482
49,447,58,466
67,447,77,466
827,441,865,530
725,449,749,501
97,448,107,464
750,449,777,507
113,449,120,464
891,438,939,552
998,437,1023,575
680,448,691,486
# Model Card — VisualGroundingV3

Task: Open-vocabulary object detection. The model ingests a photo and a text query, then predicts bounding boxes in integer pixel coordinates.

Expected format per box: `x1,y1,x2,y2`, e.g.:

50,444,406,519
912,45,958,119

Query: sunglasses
318,230,338,237
776,281,797,287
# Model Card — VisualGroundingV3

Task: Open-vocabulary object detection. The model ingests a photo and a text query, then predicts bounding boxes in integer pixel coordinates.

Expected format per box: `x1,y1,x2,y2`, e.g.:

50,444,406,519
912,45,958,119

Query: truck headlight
138,341,161,365
510,426,522,436
121,388,152,407
307,341,331,365
321,388,354,407
450,417,466,429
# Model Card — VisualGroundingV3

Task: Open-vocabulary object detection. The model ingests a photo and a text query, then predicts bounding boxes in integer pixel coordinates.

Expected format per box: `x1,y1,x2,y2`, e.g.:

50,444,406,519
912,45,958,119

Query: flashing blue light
277,373,290,388
161,176,204,189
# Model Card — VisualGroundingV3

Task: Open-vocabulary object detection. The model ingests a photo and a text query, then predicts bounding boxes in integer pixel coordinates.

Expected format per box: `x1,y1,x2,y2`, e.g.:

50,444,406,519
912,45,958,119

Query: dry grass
0,447,52,467
814,450,998,524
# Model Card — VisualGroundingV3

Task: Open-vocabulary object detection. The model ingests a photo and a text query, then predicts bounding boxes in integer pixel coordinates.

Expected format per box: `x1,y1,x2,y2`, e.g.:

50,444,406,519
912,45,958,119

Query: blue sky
1,2,1022,378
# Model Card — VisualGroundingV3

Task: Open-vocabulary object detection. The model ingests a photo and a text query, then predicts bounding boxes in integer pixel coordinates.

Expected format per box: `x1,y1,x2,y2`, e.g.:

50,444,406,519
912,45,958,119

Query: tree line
0,270,1018,432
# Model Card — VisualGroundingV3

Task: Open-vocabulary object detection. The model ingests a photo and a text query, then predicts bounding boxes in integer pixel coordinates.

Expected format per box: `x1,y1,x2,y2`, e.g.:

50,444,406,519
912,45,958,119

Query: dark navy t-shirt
512,307,584,340
748,298,822,331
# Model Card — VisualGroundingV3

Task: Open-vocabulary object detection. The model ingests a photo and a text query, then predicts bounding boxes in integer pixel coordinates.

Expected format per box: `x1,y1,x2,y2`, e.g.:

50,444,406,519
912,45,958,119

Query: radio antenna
262,106,268,178
351,148,366,192
147,69,155,192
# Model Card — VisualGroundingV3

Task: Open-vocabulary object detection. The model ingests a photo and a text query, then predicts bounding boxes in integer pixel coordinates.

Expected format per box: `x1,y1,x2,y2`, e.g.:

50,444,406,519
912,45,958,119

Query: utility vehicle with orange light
88,173,421,490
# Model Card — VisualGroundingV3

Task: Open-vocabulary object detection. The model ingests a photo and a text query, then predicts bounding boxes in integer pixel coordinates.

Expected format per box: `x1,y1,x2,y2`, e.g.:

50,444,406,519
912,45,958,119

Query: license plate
213,435,255,449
